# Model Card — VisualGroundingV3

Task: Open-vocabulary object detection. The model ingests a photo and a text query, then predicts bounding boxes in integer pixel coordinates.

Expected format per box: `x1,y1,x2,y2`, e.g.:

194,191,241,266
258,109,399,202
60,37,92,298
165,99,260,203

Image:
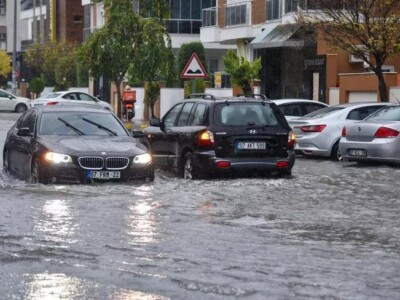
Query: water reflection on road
1,113,400,299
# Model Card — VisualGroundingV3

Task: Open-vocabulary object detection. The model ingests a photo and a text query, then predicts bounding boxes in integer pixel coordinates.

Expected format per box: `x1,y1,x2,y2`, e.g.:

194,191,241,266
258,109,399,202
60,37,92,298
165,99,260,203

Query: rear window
303,106,344,119
367,106,400,121
213,103,279,126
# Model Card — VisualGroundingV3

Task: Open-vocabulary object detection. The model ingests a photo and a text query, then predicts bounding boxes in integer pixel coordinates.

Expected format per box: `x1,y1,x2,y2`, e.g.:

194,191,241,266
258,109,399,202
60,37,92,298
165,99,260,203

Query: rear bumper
194,150,296,176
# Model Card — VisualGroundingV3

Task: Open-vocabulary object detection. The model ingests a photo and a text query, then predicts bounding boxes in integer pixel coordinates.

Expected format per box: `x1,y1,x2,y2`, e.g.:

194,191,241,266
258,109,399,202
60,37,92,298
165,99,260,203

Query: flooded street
1,113,400,299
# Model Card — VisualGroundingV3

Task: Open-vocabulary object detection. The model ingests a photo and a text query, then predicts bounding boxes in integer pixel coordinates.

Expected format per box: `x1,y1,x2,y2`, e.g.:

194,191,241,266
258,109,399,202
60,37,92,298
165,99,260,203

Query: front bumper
39,162,154,184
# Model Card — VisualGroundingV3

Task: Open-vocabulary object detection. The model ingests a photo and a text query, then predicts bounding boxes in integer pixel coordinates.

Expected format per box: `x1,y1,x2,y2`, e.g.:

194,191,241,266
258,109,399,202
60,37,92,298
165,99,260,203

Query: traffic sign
180,53,208,79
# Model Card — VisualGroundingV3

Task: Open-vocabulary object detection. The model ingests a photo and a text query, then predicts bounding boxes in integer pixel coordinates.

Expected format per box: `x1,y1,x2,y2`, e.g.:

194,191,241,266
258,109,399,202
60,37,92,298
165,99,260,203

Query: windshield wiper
58,117,85,135
82,117,117,136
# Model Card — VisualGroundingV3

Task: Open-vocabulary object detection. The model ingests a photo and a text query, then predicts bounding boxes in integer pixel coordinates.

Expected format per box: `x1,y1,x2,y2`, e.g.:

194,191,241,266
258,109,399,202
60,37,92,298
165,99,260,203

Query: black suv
142,94,296,179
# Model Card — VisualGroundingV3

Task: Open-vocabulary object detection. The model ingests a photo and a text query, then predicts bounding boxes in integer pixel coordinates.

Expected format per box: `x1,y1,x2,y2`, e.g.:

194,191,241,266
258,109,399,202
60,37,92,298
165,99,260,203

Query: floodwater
1,113,400,299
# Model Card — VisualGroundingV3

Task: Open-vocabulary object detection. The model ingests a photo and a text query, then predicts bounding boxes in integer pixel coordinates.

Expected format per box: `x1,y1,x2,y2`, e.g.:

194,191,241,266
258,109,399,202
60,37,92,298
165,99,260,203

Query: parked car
340,105,400,165
271,98,328,120
0,89,31,113
142,94,296,179
31,91,113,111
3,105,154,184
289,102,392,160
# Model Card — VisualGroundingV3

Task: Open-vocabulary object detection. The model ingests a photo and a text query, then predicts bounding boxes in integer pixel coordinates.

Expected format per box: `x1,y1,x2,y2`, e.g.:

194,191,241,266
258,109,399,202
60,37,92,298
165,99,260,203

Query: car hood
38,135,147,156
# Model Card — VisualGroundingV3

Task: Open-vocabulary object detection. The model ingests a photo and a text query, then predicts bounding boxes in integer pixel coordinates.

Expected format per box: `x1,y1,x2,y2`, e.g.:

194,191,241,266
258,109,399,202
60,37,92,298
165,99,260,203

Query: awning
251,23,303,49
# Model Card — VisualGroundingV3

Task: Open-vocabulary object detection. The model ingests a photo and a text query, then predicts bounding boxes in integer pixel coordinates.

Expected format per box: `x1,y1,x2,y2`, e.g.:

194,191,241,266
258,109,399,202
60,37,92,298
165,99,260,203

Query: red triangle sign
180,53,208,79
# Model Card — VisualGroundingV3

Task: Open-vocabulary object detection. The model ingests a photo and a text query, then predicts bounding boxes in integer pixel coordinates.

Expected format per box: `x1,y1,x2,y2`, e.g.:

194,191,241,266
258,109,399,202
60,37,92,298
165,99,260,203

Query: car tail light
276,161,289,168
299,125,326,132
287,131,296,149
46,101,59,106
374,127,399,138
197,130,214,148
216,161,230,169
341,126,347,137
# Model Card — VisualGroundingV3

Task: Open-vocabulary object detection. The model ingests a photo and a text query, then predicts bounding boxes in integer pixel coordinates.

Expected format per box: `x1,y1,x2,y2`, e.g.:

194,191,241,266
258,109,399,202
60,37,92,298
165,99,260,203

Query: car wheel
15,104,28,113
182,152,201,180
330,141,342,161
30,158,42,184
3,150,9,172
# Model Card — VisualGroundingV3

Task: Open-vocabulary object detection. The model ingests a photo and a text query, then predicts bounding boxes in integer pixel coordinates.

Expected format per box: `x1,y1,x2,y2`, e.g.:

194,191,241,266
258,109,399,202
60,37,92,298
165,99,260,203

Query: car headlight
44,152,72,164
133,153,152,164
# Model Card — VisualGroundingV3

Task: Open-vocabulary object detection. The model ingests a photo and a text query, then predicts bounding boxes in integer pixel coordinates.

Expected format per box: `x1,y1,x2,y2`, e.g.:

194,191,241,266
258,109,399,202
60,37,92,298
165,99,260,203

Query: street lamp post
12,0,17,94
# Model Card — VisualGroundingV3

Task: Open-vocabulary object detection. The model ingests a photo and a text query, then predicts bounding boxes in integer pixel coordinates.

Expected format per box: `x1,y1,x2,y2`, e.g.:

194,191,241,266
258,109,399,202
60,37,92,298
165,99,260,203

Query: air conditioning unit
349,53,364,63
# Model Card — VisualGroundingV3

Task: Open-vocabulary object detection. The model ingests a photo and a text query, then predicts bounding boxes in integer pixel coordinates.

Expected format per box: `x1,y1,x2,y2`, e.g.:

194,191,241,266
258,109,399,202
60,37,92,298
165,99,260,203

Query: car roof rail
187,93,216,100
238,94,268,100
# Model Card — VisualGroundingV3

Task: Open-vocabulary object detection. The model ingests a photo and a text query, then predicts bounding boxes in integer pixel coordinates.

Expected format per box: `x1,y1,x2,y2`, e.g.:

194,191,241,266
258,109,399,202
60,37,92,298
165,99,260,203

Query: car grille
78,157,129,170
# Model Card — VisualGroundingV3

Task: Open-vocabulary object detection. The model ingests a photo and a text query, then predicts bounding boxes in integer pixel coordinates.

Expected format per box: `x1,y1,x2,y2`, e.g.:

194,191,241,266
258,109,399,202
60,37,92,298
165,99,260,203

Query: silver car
0,89,31,112
271,98,328,120
340,105,400,164
289,102,392,160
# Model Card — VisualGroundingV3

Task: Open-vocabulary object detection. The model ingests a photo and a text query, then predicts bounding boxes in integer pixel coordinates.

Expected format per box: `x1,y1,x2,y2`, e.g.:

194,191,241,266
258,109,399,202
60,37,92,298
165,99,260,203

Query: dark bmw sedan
3,105,154,184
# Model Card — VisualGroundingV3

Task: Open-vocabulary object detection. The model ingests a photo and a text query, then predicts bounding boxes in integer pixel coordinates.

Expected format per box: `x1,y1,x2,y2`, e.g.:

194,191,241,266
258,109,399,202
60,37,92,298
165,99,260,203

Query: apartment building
200,0,400,103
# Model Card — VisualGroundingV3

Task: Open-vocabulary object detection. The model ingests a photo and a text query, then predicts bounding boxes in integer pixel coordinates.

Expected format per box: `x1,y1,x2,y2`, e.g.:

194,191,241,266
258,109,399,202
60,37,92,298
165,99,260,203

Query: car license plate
348,149,367,157
88,171,121,179
237,142,266,150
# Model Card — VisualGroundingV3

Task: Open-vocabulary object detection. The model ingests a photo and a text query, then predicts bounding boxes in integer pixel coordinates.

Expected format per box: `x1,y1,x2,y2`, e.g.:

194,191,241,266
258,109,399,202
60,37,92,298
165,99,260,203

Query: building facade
200,0,400,103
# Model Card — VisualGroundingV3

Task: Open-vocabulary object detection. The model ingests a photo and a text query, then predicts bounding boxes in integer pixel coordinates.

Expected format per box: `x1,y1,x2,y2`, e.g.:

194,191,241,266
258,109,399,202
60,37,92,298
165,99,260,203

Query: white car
271,99,328,120
289,102,392,160
32,91,113,111
0,89,31,113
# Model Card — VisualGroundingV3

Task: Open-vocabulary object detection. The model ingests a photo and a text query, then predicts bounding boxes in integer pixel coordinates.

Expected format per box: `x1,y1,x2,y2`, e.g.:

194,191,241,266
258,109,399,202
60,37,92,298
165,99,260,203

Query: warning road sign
180,53,208,79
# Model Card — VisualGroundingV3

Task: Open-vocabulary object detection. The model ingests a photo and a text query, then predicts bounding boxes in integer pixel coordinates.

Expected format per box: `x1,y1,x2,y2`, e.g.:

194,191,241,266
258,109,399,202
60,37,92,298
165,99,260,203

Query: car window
163,103,183,127
0,90,10,98
39,112,128,136
303,106,344,119
18,110,37,134
347,105,388,120
304,103,326,114
214,103,279,126
188,103,207,126
176,102,195,126
42,92,62,99
62,93,79,100
78,93,97,102
367,105,400,121
279,104,302,117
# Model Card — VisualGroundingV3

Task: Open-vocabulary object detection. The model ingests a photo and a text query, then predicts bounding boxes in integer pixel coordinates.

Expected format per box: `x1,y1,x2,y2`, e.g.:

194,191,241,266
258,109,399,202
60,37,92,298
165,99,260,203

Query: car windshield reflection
40,112,128,136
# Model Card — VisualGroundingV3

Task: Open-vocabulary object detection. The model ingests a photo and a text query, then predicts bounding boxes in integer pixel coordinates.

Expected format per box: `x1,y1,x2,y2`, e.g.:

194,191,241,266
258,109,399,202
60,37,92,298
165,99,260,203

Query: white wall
205,88,233,97
160,88,185,117
328,88,340,106
389,87,400,103
348,92,378,103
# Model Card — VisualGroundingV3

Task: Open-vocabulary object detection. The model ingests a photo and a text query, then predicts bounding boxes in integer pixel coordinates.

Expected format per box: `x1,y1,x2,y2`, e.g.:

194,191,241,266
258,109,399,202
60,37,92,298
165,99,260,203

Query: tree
29,77,45,99
223,50,261,94
79,0,141,117
24,41,82,87
298,0,400,102
144,81,160,118
0,50,11,79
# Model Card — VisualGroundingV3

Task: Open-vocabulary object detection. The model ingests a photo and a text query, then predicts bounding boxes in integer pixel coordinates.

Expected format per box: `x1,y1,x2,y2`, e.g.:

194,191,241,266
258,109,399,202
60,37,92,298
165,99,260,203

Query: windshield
214,103,280,126
302,106,344,119
39,92,62,99
366,106,400,121
39,112,128,136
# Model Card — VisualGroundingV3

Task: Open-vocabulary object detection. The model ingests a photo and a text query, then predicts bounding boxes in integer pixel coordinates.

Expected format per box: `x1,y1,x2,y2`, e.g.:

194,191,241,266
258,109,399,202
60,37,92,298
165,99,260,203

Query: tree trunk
115,80,122,118
242,81,253,95
374,65,389,102
150,102,155,119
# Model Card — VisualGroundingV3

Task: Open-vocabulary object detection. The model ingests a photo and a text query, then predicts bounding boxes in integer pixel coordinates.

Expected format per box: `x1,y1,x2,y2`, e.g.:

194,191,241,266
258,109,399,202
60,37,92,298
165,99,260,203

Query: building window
0,0,5,15
266,0,281,21
225,3,247,26
74,15,83,23
0,33,6,50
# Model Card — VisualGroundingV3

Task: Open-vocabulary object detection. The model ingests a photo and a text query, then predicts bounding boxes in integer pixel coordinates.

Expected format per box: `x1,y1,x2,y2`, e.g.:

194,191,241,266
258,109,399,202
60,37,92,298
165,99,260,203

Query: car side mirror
150,118,162,127
17,127,33,137
131,130,145,138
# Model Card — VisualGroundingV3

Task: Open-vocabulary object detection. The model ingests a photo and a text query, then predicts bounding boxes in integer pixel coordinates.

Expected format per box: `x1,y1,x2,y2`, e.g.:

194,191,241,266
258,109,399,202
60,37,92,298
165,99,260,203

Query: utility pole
12,0,17,94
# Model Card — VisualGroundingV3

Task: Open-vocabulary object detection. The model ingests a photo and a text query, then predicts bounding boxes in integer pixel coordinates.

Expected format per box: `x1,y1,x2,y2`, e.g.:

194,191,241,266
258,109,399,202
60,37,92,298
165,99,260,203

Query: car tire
15,104,28,113
330,141,342,161
3,150,9,172
182,152,201,180
30,158,42,184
